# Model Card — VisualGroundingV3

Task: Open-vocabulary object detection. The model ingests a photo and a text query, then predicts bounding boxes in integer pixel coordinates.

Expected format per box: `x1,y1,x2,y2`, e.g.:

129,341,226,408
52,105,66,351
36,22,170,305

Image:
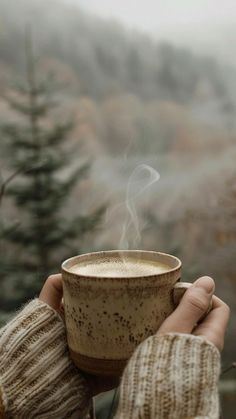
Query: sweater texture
0,300,91,418
0,299,221,418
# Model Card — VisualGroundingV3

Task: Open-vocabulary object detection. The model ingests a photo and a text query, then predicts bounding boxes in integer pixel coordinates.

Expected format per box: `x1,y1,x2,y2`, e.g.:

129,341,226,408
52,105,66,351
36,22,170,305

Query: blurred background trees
0,0,236,415
0,27,105,310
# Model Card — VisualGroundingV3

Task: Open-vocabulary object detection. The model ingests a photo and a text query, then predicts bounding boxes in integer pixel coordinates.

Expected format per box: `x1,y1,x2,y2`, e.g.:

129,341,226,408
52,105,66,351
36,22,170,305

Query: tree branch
221,362,236,376
0,169,22,206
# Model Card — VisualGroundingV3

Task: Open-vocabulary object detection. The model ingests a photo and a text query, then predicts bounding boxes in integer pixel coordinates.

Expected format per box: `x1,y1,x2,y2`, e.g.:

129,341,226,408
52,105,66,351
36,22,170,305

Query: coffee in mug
69,256,170,277
62,250,193,376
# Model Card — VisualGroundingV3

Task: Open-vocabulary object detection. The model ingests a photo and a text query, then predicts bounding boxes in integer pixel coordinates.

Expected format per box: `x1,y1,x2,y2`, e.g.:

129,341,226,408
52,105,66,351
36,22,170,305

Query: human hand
39,274,119,396
157,276,230,351
39,273,63,312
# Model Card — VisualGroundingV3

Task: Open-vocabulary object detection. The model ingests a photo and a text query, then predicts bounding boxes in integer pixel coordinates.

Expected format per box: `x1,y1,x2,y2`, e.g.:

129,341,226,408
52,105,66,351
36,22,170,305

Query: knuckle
212,334,224,352
223,303,231,316
196,328,224,352
187,289,208,313
209,333,224,352
218,300,231,318
47,274,57,285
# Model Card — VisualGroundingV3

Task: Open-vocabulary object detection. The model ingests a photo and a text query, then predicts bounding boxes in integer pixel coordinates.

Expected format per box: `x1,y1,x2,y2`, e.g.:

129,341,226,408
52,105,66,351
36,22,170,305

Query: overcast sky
64,0,236,63
65,1,236,32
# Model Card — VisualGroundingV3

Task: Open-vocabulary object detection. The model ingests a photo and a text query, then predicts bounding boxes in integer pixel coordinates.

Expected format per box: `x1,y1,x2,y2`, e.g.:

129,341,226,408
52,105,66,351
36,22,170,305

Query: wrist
116,333,221,419
0,299,91,417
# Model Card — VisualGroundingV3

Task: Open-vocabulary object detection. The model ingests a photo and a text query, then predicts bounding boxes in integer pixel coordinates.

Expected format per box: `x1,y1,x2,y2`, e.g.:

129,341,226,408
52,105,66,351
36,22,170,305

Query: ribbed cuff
116,333,221,419
0,383,5,418
0,299,91,418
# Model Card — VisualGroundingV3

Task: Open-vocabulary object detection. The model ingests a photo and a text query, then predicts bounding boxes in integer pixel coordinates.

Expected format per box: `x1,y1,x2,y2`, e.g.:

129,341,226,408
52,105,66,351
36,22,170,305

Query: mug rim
61,250,182,280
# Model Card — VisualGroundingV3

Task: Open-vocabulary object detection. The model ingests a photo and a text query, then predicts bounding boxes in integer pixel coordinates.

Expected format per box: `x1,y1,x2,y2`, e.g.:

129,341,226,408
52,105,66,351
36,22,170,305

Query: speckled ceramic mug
61,250,191,376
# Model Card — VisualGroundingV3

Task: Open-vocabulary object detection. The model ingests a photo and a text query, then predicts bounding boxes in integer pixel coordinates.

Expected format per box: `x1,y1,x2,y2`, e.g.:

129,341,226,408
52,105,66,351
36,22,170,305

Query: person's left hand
39,274,119,396
39,273,64,311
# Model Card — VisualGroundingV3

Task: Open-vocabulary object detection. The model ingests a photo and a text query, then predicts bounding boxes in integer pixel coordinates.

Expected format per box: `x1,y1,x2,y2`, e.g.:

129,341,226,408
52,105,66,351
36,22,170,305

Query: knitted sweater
0,299,221,418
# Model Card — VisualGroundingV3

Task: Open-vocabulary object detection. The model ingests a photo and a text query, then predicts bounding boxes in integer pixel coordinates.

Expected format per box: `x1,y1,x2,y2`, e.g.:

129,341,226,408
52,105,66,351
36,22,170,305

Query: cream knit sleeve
0,299,91,418
116,333,221,419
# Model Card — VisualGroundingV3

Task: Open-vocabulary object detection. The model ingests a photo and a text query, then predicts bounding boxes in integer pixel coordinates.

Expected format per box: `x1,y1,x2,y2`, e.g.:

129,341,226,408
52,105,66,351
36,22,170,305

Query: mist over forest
0,0,236,377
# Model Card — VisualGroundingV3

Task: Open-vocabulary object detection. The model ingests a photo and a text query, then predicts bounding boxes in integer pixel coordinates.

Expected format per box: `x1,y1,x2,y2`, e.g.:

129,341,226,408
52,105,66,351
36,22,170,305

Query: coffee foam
69,257,170,277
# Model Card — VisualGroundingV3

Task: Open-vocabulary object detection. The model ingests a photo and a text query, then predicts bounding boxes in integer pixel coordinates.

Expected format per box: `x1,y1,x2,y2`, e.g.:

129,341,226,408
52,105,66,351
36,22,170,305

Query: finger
193,295,230,351
59,299,65,319
39,274,63,311
157,276,215,335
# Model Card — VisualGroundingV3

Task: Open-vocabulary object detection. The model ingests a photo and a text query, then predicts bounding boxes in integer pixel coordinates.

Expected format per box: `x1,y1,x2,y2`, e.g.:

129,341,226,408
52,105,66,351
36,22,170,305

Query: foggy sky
64,0,236,33
64,0,236,62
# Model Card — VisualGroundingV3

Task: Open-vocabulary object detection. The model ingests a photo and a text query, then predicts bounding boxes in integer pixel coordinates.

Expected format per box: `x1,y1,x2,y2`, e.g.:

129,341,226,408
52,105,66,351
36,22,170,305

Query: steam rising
119,164,160,249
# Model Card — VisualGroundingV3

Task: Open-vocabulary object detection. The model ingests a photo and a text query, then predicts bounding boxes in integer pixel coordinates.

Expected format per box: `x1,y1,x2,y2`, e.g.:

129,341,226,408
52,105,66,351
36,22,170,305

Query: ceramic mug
62,250,192,376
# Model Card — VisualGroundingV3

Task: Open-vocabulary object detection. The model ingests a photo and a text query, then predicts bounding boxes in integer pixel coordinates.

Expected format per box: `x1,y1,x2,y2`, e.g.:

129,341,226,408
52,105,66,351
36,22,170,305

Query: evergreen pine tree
1,33,105,306
0,170,23,312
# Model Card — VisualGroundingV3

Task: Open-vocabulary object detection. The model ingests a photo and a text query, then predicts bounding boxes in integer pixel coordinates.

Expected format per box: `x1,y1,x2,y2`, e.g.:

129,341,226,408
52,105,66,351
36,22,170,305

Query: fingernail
194,276,215,293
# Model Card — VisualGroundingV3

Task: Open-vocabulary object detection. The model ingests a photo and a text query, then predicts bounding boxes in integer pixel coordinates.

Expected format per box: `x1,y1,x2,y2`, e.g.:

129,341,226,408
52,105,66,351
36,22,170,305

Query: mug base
69,348,127,376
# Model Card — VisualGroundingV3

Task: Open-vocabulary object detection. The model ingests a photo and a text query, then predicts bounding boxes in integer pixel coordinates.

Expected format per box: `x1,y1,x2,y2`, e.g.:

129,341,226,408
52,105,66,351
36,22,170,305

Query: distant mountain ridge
0,0,232,103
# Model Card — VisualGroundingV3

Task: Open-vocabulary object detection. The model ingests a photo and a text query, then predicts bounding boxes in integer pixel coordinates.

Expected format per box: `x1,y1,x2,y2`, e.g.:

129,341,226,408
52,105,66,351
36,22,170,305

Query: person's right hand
157,276,230,351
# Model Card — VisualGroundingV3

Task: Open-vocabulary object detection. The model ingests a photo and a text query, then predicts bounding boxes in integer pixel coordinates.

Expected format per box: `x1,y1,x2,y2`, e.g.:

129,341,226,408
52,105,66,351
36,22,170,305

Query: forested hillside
0,0,234,103
1,0,235,157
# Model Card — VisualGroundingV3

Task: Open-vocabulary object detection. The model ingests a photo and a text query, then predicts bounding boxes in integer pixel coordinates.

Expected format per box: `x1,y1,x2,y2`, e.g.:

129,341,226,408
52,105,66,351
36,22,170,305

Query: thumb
39,274,63,311
157,276,215,335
